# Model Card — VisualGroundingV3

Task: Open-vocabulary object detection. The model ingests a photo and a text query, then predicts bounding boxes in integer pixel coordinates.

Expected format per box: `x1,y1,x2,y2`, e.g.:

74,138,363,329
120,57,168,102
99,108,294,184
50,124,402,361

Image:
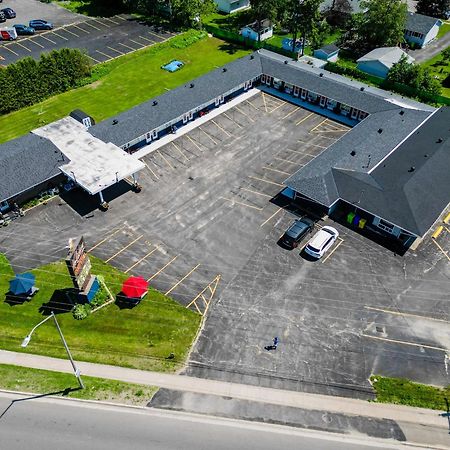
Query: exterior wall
356,60,389,79
313,50,339,62
241,26,273,41
215,0,249,13
372,216,402,238
423,23,440,46
404,23,440,47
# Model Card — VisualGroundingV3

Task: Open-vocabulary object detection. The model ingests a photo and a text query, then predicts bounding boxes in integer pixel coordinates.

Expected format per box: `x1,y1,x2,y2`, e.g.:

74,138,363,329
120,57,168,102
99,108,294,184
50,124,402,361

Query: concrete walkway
0,350,447,429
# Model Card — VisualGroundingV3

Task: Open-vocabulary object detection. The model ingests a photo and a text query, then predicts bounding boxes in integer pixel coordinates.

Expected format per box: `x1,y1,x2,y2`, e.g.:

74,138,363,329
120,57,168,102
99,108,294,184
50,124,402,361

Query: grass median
0,364,158,405
0,31,250,143
0,254,201,372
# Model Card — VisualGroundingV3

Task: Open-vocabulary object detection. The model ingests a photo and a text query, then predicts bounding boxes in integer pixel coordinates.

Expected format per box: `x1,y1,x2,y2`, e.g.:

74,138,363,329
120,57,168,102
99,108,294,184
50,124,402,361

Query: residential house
404,12,442,48
314,44,340,62
356,47,414,79
240,19,273,41
214,0,249,13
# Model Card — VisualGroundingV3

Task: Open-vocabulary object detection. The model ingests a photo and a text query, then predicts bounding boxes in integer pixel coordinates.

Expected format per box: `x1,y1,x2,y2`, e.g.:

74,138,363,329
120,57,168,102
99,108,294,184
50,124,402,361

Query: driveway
410,28,450,63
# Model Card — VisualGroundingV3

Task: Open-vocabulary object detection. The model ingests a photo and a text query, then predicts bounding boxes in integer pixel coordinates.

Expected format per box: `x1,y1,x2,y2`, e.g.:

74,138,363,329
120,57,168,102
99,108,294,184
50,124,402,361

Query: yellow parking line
165,264,201,296
147,255,178,281
262,92,268,113
364,306,450,324
27,39,44,48
96,50,113,60
91,18,109,27
309,118,328,133
39,35,56,44
73,24,90,34
172,142,189,161
223,112,242,128
105,235,144,263
157,150,175,170
87,54,101,64
199,127,217,145
211,119,232,137
431,238,450,261
52,31,68,41
260,208,282,227
296,112,314,126
245,99,259,111
321,238,344,264
107,46,124,55
15,42,31,52
125,248,157,273
282,107,299,120
249,176,284,187
263,166,291,175
61,27,79,37
103,17,120,24
186,134,205,152
143,161,159,180
219,197,263,210
118,42,136,51
274,157,298,164
362,334,447,352
269,101,285,114
83,21,101,30
241,188,272,198
2,46,19,56
234,105,255,122
87,227,124,252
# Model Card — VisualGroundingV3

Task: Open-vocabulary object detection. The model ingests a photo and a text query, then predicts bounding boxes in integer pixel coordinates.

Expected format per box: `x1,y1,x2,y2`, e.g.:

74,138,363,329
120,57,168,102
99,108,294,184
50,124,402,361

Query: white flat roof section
32,117,145,195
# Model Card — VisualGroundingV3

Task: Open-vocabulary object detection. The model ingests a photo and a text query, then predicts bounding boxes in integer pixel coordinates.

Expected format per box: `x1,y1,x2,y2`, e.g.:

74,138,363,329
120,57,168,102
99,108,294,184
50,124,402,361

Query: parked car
0,11,5,23
1,8,16,19
29,19,53,30
13,24,35,35
304,226,339,259
280,217,314,249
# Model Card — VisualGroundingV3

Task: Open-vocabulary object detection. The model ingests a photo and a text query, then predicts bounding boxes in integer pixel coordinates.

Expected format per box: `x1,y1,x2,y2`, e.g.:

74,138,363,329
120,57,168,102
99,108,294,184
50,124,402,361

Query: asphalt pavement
0,392,429,450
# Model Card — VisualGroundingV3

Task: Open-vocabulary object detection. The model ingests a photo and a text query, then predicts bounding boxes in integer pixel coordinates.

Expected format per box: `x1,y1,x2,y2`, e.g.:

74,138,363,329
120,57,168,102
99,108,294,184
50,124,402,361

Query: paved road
0,392,415,450
410,27,450,62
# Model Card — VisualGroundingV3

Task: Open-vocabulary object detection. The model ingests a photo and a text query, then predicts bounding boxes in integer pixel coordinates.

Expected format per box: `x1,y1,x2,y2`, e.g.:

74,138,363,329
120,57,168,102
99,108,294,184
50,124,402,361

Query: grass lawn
421,49,450,98
0,33,250,144
438,22,450,39
0,364,158,405
0,254,201,371
371,375,450,410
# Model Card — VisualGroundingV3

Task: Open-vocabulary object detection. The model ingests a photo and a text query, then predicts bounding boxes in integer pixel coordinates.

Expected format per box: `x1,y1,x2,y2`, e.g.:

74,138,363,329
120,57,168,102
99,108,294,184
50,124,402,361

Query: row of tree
0,48,91,115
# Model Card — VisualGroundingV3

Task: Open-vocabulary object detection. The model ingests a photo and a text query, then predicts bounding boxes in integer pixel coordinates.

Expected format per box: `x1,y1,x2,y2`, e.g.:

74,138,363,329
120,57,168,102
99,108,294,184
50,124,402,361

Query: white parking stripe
51,31,69,41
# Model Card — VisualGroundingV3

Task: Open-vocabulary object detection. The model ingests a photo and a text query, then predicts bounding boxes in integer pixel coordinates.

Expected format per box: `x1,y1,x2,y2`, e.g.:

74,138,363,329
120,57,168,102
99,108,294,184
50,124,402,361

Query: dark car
0,11,5,23
29,19,53,30
1,7,16,19
13,24,35,35
280,217,314,249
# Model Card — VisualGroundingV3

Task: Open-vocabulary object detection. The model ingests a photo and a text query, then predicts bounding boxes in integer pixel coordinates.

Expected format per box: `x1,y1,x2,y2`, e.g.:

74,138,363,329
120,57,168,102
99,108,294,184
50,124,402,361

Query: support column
98,190,109,210
132,172,142,193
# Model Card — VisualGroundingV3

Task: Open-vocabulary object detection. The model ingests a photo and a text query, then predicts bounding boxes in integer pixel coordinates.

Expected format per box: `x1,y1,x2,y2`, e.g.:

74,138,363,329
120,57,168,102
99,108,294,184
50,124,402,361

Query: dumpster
347,212,355,224
358,218,367,229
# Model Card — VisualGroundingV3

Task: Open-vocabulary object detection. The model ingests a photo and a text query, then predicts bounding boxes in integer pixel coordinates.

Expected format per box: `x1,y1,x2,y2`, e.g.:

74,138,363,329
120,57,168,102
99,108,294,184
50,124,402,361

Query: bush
72,304,91,320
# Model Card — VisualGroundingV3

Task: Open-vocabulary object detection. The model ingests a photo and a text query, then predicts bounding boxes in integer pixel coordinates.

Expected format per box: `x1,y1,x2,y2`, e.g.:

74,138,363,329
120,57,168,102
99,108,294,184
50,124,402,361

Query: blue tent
9,273,35,295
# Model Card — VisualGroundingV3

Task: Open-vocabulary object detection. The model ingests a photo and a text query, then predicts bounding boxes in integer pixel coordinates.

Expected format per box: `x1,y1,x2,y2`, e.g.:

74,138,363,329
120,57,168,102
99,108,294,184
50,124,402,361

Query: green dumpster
347,212,355,224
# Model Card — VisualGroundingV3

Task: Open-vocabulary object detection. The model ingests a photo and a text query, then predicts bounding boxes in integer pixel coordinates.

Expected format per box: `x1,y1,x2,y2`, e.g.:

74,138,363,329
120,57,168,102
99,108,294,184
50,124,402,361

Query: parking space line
143,161,159,180
105,235,144,263
103,17,120,25
186,134,204,152
107,46,124,55
245,99,260,111
125,248,157,273
186,275,221,315
147,255,178,281
91,18,109,27
15,42,31,52
129,39,145,47
96,50,113,60
241,187,272,198
269,101,285,114
60,27,79,37
172,142,189,161
51,31,69,41
73,24,90,34
296,112,314,126
262,166,291,175
362,334,447,352
147,31,164,40
249,176,284,187
83,21,101,31
219,197,263,210
157,150,175,170
199,127,217,145
115,15,127,21
262,92,268,113
27,39,44,48
298,140,327,149
137,35,155,44
431,238,450,261
2,46,18,56
274,157,298,164
309,118,328,133
165,264,201,296
282,107,299,120
364,306,450,324
87,54,101,64
223,112,242,128
260,208,282,227
87,227,124,252
40,35,57,44
321,238,344,264
211,119,232,137
118,42,136,51
234,105,255,122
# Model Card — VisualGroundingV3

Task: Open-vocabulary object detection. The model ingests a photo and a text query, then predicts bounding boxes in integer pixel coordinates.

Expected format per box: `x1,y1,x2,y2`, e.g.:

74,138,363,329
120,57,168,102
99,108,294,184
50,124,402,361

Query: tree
169,0,216,28
324,0,353,27
355,0,407,50
250,0,275,42
285,0,322,55
416,0,450,19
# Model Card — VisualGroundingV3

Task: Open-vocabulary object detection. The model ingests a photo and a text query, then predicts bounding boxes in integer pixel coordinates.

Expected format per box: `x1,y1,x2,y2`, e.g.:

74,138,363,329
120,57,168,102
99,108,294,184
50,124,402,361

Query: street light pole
21,311,84,389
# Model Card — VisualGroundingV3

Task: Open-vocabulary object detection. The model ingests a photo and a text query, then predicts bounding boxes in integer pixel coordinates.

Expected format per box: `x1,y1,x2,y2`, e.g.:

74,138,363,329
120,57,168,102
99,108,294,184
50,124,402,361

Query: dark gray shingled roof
286,107,450,236
0,133,69,202
89,53,263,147
405,12,440,34
317,44,339,55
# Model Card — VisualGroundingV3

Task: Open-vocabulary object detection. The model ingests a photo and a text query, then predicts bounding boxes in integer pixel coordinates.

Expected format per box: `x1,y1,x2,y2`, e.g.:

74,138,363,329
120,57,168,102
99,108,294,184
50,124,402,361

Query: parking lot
0,7,175,65
1,91,449,400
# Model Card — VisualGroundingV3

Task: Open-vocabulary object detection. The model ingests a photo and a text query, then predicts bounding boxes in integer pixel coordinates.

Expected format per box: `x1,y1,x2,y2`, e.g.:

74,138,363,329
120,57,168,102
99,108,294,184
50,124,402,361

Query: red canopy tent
122,276,148,299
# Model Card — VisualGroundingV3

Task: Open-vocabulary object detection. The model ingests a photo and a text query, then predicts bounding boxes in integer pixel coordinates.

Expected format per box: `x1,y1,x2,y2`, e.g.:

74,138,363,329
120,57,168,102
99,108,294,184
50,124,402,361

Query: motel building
1,49,449,252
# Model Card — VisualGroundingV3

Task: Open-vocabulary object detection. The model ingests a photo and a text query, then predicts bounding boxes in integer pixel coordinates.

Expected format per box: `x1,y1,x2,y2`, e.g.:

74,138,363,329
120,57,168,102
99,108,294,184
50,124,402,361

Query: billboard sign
66,237,92,291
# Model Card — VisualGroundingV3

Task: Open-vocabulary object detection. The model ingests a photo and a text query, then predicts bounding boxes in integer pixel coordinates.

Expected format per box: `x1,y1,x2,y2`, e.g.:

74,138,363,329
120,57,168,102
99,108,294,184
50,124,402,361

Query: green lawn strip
0,364,158,406
371,375,450,410
438,23,450,39
0,254,201,372
420,49,450,98
0,33,250,144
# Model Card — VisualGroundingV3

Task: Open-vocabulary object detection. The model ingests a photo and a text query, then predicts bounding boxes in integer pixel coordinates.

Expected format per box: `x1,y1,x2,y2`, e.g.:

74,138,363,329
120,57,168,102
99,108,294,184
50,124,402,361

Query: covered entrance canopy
32,117,145,200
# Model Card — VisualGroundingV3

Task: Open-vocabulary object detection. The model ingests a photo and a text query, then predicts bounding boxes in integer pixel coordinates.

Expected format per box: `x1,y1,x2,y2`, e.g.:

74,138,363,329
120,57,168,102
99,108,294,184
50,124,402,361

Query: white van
0,27,17,41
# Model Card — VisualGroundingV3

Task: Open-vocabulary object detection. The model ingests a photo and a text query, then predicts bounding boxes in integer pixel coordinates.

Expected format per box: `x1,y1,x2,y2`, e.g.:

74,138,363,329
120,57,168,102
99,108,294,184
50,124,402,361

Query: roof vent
360,87,365,91
284,60,288,64
436,137,443,143
112,119,118,125
190,83,194,88
377,128,383,134
399,110,404,115
408,166,415,172
424,154,428,157
250,55,254,60
222,68,227,72
319,73,323,77
152,100,158,106
350,150,356,156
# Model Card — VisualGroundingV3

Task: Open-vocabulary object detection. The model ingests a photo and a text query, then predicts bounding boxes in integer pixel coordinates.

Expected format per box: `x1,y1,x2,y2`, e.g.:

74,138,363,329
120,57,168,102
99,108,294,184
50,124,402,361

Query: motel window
377,219,395,234
284,83,293,94
273,78,282,89
358,111,368,120
151,130,158,139
188,111,193,120
351,108,359,119
319,96,326,107
264,75,273,86
340,104,351,115
293,86,300,97
261,74,267,83
244,80,252,90
326,99,337,110
183,114,189,124
300,88,307,99
307,92,318,102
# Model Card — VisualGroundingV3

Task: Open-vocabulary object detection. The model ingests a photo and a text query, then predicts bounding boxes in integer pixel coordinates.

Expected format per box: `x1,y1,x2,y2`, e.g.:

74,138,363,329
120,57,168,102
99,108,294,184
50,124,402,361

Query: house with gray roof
404,12,442,48
356,47,414,79
214,0,249,14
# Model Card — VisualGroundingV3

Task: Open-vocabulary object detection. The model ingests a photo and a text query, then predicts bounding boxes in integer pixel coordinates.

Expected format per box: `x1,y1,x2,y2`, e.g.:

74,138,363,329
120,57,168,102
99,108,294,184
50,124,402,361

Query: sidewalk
0,350,446,429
